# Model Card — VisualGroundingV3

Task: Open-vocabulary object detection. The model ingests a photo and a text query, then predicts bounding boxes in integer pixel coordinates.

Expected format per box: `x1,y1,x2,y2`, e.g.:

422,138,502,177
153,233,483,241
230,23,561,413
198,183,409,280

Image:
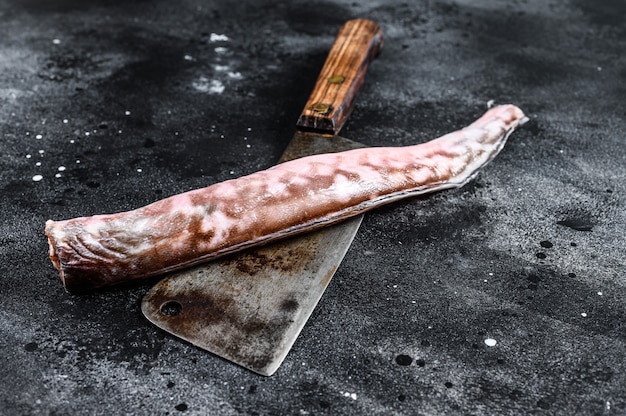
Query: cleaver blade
141,19,383,376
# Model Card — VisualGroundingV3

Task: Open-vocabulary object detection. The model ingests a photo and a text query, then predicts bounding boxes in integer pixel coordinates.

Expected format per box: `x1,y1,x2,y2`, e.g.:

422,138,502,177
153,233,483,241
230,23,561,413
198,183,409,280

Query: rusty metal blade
141,132,365,376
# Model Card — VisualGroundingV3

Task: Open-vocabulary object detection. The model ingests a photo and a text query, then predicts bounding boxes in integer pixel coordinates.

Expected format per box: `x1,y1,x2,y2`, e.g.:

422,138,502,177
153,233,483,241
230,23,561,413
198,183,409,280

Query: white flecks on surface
484,338,497,347
52,38,61,45
63,119,69,123
26,154,32,159
192,77,224,94
213,64,243,80
137,168,142,173
124,110,131,116
32,174,43,182
209,79,225,94
55,173,62,178
184,54,194,61
209,33,229,42
340,392,357,401
35,162,41,167
35,134,43,139
214,46,228,54
38,149,44,154
581,312,588,317
597,291,603,296
76,160,80,164
58,166,66,171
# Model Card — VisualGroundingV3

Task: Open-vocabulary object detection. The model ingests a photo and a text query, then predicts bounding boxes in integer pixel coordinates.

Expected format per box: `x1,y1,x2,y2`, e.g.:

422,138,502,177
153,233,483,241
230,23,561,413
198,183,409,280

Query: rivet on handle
312,102,332,114
328,74,345,84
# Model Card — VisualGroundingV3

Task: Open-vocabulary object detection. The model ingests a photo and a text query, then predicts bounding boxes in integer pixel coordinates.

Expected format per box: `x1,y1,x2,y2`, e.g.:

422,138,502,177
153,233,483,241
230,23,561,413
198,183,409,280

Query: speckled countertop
1,0,625,415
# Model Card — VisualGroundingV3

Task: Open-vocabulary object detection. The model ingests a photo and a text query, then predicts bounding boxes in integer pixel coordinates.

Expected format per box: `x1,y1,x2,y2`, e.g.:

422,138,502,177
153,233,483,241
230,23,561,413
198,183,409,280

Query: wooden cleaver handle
296,19,383,135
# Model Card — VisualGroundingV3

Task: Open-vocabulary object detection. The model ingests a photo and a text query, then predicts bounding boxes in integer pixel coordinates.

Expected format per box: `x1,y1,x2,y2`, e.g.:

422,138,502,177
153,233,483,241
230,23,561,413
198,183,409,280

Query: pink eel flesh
45,104,527,293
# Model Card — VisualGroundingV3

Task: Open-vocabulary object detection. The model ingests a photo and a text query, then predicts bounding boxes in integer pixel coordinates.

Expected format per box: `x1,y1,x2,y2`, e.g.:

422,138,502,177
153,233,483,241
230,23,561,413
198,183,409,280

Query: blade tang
296,19,383,135
279,131,365,163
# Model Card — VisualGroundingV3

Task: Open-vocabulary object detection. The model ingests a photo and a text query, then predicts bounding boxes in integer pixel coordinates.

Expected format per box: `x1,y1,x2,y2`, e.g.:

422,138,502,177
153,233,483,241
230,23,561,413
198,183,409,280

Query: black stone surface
1,0,625,414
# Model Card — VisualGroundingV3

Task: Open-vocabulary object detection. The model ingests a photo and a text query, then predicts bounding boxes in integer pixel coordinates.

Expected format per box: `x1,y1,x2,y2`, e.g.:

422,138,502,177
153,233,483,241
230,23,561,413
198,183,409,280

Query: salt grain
341,392,357,401
32,175,43,182
484,338,497,347
209,33,229,42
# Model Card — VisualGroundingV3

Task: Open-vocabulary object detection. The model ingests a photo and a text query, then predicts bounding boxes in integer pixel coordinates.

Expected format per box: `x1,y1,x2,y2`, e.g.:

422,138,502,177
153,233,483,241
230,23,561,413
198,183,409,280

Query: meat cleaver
142,19,383,376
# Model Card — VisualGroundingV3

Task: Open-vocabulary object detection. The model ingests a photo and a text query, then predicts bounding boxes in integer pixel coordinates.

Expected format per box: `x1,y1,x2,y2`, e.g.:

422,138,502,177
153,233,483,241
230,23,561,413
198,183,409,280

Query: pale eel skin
46,104,527,293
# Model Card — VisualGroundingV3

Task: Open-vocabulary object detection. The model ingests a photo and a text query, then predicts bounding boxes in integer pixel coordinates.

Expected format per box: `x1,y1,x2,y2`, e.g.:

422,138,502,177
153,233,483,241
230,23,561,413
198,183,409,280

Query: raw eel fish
46,104,528,293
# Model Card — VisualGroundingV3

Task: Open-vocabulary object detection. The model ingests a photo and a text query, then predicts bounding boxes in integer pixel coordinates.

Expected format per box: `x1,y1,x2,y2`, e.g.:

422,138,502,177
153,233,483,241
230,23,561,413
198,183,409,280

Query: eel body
45,104,527,293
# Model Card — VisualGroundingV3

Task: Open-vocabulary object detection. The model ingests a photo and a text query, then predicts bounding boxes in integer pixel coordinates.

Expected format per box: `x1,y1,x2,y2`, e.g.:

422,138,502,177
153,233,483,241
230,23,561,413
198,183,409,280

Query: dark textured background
1,0,625,414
